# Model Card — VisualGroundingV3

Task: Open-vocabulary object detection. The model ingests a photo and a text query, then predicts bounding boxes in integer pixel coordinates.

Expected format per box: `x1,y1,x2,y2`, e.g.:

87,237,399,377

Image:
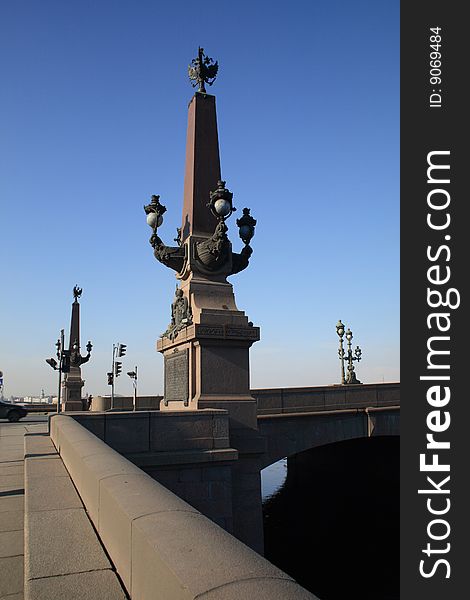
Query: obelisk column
181,92,221,241
155,60,260,430
62,286,92,411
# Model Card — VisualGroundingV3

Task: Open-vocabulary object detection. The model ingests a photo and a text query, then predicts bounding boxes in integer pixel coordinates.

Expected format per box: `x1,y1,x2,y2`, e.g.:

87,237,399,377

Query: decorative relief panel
164,350,189,404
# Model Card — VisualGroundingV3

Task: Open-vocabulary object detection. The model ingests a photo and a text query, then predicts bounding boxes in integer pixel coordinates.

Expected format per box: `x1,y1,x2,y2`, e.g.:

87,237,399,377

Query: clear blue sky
0,0,399,397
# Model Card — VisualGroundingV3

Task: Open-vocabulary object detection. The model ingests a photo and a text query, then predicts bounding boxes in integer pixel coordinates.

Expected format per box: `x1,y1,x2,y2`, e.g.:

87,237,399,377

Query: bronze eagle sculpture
188,47,218,93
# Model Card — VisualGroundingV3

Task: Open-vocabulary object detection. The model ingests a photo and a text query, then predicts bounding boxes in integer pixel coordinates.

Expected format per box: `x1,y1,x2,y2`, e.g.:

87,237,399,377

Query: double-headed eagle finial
73,285,82,301
188,47,218,93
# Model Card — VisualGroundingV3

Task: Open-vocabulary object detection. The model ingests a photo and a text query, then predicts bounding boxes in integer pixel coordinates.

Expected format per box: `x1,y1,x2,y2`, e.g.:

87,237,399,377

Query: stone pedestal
62,366,85,411
157,275,259,428
157,331,259,426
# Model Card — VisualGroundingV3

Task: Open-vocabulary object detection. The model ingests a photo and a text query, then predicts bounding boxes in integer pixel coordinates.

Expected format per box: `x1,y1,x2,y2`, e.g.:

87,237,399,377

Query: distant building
11,395,56,404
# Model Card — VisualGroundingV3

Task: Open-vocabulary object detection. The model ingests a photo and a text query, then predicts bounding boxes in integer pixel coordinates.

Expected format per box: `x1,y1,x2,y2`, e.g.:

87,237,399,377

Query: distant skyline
0,0,399,397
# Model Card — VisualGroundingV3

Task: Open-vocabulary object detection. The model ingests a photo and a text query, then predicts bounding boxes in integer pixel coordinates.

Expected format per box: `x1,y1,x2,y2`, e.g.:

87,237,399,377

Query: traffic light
117,343,127,357
107,372,114,385
46,358,58,370
114,361,122,377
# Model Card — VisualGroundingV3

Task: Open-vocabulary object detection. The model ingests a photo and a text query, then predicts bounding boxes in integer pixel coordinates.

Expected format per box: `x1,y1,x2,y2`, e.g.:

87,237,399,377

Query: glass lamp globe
214,198,231,217
239,225,253,240
146,212,163,229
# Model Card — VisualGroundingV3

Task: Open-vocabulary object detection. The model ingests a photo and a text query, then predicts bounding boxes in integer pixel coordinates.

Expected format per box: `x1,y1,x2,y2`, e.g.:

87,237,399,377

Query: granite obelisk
145,50,264,552
147,48,259,430
62,286,92,411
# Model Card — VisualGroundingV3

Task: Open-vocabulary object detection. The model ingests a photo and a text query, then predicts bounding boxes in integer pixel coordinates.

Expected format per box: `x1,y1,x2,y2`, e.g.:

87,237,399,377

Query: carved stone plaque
164,349,189,403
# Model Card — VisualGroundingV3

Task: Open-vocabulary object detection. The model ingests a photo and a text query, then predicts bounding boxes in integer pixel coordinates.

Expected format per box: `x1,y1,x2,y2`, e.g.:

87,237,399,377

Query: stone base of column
62,367,85,412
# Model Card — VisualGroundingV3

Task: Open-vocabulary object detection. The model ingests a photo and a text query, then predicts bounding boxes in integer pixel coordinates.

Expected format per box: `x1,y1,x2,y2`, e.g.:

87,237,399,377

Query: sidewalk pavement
0,420,48,600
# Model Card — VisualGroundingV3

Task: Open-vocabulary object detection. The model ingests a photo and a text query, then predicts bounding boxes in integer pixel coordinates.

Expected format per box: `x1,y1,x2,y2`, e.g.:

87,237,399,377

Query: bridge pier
71,409,268,553
138,458,236,534
228,429,267,554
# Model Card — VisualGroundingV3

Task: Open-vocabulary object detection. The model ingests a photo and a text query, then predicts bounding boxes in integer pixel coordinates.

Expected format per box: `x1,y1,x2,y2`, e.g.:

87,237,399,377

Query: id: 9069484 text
429,27,443,109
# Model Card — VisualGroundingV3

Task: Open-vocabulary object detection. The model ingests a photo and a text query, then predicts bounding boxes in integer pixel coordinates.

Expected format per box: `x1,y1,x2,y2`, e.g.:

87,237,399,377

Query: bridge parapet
254,382,400,416
49,414,317,599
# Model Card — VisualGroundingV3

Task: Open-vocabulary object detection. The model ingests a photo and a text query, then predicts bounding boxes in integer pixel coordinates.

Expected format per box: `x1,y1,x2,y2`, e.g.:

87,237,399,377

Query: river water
261,437,399,600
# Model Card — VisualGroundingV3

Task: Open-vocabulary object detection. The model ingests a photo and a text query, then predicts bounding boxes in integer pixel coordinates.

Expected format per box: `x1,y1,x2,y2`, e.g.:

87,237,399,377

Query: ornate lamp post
336,320,346,384
45,329,70,413
336,320,363,384
141,46,264,554
143,48,260,417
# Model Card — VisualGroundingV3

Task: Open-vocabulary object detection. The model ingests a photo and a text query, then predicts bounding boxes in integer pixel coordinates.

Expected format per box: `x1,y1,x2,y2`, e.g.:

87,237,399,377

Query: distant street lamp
336,320,362,385
127,367,138,411
45,329,71,413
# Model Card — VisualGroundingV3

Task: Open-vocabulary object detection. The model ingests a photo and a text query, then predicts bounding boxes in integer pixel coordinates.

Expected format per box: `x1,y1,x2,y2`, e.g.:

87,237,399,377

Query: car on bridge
0,400,28,422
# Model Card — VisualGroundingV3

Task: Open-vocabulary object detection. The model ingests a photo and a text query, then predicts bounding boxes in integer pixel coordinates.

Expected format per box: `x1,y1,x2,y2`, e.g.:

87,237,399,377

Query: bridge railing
49,414,317,600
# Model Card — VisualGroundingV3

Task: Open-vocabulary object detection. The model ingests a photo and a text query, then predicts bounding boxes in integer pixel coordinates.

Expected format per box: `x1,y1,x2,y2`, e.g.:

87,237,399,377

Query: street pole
57,362,62,414
57,329,65,414
111,344,116,411
133,365,138,411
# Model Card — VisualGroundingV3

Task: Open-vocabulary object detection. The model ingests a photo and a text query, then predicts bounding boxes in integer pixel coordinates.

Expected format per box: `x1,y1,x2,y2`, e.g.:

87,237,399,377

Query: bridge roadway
2,383,399,600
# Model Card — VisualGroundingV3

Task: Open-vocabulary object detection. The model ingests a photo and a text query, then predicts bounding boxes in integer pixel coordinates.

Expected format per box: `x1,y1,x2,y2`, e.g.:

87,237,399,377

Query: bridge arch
257,407,399,470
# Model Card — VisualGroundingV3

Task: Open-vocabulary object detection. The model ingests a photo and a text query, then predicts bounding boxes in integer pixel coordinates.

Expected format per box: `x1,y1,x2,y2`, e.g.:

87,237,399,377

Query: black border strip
401,2,468,598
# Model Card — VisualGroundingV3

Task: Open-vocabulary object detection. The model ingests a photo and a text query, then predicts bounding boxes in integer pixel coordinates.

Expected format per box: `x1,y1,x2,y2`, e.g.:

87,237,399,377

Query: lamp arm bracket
230,245,253,275
150,233,186,273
